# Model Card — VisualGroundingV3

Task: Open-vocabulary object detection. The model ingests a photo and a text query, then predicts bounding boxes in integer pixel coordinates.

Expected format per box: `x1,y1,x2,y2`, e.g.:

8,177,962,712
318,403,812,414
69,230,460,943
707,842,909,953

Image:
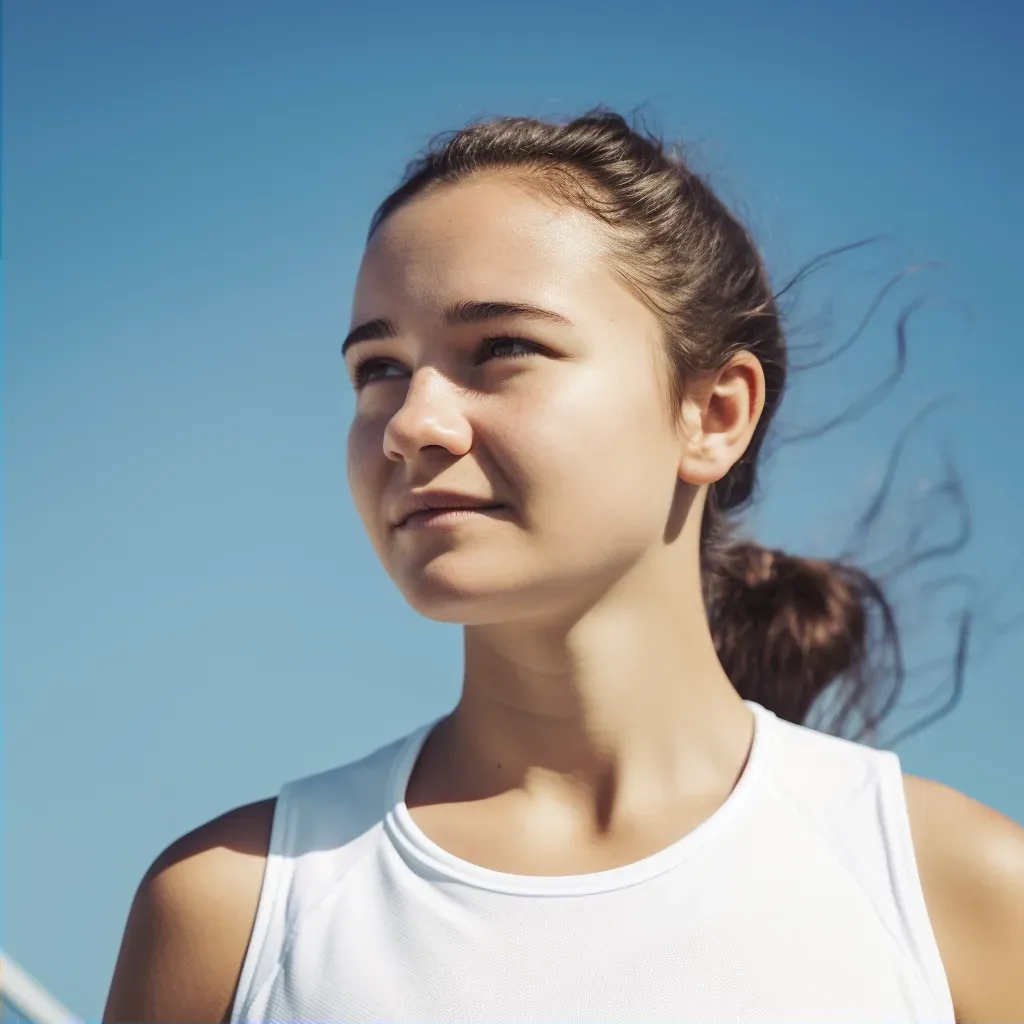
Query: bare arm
905,775,1024,1024
103,799,275,1024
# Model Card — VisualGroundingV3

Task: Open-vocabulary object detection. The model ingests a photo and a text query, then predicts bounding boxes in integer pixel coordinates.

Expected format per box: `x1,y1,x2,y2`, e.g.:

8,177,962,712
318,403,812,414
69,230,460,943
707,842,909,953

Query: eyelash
350,336,541,390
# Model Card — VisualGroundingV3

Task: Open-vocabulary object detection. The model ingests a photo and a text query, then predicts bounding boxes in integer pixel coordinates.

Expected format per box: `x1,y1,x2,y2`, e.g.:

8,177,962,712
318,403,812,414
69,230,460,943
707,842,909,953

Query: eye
350,358,404,389
477,336,540,363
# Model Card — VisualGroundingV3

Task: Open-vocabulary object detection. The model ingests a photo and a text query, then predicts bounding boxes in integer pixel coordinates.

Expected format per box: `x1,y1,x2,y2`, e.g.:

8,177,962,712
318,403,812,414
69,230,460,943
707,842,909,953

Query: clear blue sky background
4,0,1022,1017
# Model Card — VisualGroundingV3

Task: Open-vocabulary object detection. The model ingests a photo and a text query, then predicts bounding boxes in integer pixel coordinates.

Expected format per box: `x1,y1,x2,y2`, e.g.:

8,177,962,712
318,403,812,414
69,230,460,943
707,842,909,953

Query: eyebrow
341,300,574,357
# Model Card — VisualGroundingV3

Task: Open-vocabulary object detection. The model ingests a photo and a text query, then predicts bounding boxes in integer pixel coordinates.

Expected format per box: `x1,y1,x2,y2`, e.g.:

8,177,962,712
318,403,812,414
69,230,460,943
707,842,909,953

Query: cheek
346,416,387,525
507,365,678,534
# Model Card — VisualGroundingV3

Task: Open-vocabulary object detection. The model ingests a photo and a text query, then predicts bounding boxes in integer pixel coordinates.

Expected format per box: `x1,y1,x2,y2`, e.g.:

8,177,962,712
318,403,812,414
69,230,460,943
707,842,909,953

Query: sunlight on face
345,175,687,624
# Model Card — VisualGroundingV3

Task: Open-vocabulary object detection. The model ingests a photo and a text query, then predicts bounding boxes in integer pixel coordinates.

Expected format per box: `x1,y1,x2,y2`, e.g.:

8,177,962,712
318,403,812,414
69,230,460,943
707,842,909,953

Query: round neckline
383,700,774,896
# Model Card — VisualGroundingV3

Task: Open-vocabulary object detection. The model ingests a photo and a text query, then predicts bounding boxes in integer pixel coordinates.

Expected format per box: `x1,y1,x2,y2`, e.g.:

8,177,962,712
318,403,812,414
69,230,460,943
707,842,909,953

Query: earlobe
677,438,730,488
676,402,727,487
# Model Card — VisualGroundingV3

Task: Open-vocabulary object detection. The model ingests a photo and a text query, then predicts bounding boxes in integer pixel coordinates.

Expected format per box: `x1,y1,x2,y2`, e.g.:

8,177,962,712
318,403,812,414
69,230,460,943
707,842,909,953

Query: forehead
352,175,622,319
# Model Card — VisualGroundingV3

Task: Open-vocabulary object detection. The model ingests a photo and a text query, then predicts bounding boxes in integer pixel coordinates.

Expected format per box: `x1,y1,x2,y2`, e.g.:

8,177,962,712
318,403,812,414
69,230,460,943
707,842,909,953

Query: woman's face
345,174,688,624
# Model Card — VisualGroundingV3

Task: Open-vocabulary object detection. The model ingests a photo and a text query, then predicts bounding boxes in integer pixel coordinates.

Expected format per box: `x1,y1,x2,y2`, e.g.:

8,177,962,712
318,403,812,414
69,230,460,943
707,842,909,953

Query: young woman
104,109,1024,1023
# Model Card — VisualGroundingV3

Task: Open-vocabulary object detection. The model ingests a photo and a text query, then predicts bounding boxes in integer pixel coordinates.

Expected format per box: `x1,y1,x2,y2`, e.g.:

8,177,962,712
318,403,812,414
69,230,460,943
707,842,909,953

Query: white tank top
229,701,954,1023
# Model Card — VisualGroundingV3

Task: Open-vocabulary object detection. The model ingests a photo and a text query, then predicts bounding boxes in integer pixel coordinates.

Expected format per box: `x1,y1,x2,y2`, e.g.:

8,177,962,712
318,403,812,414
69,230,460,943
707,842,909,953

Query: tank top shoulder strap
229,725,428,1022
759,711,954,1019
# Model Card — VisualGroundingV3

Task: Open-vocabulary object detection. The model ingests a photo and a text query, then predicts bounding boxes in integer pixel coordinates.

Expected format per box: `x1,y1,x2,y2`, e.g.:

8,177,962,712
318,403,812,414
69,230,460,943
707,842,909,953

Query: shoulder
903,774,1024,1023
103,797,277,1024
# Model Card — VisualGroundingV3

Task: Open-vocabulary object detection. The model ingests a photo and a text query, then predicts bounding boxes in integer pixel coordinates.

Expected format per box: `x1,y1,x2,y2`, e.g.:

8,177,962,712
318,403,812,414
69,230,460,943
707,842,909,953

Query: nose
383,367,473,463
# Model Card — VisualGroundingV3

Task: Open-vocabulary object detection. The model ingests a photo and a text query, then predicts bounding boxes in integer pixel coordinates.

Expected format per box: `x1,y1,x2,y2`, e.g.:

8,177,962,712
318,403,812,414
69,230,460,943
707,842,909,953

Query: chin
391,552,616,628
397,578,522,625
391,556,540,625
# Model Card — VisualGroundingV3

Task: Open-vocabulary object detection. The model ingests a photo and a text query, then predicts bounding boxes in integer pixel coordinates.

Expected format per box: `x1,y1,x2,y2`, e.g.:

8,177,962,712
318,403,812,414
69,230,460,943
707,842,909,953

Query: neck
438,542,753,819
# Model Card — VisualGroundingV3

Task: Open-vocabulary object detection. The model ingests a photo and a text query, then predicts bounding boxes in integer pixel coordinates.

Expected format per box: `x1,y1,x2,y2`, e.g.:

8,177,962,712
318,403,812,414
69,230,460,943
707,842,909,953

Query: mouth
397,504,508,530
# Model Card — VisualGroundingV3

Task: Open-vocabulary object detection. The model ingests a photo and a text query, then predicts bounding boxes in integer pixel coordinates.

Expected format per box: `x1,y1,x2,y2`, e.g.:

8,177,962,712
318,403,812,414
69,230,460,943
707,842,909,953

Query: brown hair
367,107,961,742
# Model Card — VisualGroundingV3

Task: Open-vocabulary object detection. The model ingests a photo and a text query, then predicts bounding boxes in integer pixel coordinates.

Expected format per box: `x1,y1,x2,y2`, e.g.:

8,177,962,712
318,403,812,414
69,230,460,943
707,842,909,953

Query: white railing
0,954,81,1024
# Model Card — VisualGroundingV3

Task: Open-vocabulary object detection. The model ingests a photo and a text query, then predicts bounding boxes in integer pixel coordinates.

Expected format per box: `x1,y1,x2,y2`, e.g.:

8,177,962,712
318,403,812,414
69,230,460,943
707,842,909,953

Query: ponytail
702,499,902,741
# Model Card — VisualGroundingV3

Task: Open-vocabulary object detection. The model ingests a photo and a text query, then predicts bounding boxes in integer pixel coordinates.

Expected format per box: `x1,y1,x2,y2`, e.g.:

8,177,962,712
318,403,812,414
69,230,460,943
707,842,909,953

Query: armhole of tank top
876,750,957,1022
228,783,296,1024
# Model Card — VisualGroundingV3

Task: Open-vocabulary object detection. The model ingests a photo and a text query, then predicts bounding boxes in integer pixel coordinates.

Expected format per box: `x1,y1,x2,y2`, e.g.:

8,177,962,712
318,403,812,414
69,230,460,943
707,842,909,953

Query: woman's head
345,108,901,733
346,111,765,616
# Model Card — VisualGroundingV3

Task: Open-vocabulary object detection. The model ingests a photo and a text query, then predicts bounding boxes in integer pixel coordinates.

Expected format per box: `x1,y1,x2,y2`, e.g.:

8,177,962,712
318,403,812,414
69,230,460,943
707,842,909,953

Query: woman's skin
104,175,1024,1024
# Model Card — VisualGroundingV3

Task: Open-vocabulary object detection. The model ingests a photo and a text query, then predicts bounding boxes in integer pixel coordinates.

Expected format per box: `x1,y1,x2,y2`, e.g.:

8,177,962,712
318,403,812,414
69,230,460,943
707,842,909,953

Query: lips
399,504,505,528
392,492,507,529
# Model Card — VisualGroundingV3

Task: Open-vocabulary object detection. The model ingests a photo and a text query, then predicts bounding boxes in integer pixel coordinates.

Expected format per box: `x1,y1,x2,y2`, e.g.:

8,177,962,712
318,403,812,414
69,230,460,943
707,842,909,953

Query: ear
677,352,766,486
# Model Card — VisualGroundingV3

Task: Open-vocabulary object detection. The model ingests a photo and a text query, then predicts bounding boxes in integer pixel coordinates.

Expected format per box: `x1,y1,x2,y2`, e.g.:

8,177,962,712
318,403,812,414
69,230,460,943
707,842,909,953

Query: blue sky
4,0,1022,1017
